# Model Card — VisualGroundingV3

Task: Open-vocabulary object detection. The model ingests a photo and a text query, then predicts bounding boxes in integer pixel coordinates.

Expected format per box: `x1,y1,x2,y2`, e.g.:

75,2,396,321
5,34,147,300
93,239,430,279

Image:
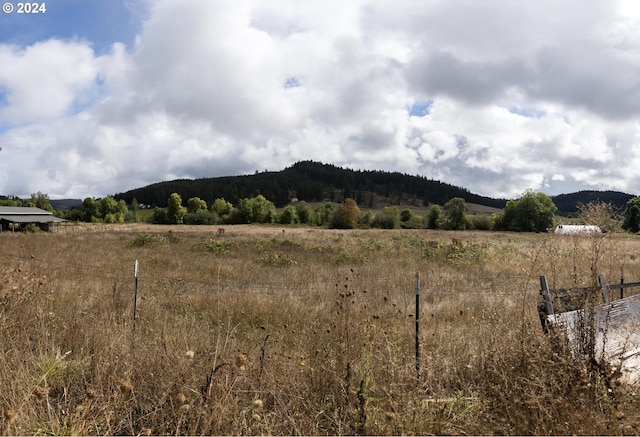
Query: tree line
5,188,640,234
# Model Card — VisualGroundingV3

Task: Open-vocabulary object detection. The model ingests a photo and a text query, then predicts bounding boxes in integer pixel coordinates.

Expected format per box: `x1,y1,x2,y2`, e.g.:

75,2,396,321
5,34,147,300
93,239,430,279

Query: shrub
331,198,360,229
184,210,219,225
132,233,156,247
469,215,493,230
193,239,233,255
373,206,400,229
424,240,489,264
22,223,41,233
279,205,299,225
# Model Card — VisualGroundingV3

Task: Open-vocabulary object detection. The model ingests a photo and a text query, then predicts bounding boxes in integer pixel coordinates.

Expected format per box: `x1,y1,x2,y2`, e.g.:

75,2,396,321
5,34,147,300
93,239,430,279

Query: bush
400,208,415,222
424,240,488,264
184,210,220,225
469,215,493,230
22,223,42,233
279,205,299,225
193,239,233,255
331,198,360,229
426,205,442,229
373,206,400,229
360,211,374,227
152,207,167,224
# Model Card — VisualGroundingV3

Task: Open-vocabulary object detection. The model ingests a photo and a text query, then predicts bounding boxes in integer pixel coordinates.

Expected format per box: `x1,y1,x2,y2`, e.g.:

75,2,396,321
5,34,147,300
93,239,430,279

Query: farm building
0,206,66,232
554,225,601,234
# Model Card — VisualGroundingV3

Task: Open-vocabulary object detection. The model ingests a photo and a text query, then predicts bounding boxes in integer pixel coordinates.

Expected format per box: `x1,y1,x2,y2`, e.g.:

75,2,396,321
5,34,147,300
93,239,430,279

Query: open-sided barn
0,206,66,232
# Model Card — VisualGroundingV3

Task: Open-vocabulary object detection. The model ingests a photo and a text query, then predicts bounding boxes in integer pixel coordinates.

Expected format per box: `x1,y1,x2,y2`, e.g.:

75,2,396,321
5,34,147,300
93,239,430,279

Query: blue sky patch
409,100,433,117
283,76,302,89
0,0,146,53
507,106,546,118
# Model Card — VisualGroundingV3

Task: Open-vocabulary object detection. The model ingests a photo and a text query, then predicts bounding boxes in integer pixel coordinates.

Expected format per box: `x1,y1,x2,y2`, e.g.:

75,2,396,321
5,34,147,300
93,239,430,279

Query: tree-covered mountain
551,190,635,215
112,161,638,214
114,161,507,209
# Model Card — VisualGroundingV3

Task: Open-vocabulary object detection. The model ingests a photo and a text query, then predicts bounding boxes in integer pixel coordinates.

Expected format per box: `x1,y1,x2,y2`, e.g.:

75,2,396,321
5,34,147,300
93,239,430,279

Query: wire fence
0,245,537,301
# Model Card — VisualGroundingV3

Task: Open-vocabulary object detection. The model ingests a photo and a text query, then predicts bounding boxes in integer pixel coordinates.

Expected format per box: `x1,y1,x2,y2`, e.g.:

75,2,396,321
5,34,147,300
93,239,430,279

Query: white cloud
0,39,98,123
2,0,640,200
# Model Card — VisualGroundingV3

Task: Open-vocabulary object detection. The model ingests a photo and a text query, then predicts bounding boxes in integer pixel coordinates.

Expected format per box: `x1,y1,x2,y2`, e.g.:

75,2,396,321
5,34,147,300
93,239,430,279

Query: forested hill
551,190,636,214
114,161,507,209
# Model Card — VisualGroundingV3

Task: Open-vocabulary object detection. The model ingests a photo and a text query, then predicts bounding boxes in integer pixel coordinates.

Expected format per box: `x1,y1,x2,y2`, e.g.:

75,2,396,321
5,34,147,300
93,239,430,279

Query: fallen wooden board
548,292,640,384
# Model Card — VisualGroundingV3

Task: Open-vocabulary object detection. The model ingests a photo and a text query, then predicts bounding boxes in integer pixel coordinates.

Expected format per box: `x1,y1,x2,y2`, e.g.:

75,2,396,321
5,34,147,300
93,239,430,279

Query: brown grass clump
0,225,639,434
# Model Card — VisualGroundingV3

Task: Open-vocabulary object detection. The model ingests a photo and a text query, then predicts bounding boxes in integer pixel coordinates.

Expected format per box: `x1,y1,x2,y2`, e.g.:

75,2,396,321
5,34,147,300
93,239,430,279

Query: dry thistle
33,386,49,401
175,392,187,405
119,380,133,395
185,350,195,359
251,399,264,410
3,409,15,422
235,353,248,370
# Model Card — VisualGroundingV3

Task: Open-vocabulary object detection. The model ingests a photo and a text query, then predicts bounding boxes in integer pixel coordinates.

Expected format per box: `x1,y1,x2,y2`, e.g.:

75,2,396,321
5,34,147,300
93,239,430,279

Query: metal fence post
132,260,139,335
415,271,420,378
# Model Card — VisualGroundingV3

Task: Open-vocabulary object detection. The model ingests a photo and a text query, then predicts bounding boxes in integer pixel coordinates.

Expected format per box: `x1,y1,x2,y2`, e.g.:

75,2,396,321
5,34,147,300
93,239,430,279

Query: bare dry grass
1,225,640,435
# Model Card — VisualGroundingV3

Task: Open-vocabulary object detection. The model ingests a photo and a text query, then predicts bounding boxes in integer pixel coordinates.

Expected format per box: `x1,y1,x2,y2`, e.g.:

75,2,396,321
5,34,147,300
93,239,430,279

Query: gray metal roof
0,206,66,223
0,206,52,215
3,215,66,223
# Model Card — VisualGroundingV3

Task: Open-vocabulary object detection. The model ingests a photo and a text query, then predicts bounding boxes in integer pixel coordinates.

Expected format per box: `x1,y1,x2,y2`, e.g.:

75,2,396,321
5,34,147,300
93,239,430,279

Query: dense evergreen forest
114,161,507,209
551,190,635,215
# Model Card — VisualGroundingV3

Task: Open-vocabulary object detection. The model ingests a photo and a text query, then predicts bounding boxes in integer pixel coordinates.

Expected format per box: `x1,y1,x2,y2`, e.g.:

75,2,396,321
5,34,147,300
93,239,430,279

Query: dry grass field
2,224,640,435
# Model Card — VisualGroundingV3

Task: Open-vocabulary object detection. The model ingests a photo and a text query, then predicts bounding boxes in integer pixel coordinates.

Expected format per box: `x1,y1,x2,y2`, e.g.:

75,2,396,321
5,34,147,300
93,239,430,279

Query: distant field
1,224,639,435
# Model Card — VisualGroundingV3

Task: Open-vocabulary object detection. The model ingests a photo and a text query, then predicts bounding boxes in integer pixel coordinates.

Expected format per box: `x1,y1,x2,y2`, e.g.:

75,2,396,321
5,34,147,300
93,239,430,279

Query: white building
554,224,601,235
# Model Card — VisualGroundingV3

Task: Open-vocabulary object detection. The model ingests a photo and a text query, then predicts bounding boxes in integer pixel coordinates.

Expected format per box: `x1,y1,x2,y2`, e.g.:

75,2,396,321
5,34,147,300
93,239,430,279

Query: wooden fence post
598,275,610,304
539,275,554,316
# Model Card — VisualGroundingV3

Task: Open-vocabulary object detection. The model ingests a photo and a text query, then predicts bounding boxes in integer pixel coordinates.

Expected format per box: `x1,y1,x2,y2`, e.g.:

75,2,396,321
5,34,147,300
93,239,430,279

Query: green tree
0,196,23,207
184,209,218,225
152,207,168,224
360,211,374,227
167,193,186,224
331,198,360,229
314,202,337,226
29,191,53,211
231,195,275,224
295,201,313,224
80,197,99,222
498,190,557,232
211,198,233,221
623,197,640,233
99,197,118,218
279,205,299,225
400,208,415,223
373,206,400,229
187,197,208,214
426,205,442,229
444,197,468,230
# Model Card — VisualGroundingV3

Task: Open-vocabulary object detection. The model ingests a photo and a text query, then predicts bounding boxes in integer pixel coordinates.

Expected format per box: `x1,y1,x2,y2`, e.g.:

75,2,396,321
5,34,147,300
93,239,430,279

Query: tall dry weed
0,228,639,434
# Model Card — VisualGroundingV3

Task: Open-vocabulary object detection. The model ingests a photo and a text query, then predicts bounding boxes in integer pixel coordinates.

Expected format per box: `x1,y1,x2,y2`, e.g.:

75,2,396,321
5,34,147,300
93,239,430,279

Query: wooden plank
539,275,554,316
599,275,610,304
604,281,640,290
546,289,640,382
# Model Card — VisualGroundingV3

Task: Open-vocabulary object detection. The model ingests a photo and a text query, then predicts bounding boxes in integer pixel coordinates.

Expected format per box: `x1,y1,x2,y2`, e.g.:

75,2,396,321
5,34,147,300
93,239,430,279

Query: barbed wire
0,246,537,298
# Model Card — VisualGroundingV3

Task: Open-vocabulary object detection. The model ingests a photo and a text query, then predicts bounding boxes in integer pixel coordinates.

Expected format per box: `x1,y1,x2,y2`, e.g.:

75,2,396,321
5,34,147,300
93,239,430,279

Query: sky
1,0,640,200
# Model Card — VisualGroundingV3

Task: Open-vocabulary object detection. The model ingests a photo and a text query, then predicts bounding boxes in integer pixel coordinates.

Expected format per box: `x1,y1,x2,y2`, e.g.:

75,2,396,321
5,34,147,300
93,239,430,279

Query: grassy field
1,224,640,435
